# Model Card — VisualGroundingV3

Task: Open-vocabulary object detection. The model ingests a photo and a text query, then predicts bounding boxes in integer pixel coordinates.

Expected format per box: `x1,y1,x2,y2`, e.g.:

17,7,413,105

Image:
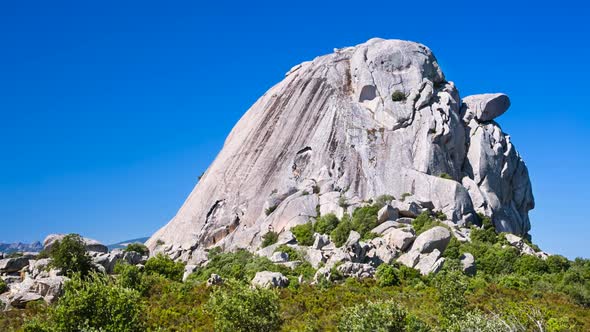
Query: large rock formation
147,38,534,261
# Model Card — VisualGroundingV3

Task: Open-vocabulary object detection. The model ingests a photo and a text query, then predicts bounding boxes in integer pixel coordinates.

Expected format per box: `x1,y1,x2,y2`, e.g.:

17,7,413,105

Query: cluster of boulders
246,194,549,288
0,234,148,310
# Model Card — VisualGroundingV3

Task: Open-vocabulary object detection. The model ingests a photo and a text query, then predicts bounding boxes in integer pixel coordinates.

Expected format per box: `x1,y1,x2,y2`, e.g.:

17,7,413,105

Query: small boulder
397,250,421,268
270,251,289,263
305,248,326,269
251,271,289,288
336,262,375,279
414,249,445,275
377,205,399,223
383,228,416,251
460,253,476,276
0,257,30,274
311,233,330,250
410,226,451,254
207,273,223,287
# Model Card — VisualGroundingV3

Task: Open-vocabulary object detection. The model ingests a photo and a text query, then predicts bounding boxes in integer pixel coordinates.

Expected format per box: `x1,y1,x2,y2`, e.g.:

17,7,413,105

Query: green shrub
206,281,281,332
314,213,340,235
435,270,468,324
50,273,145,331
261,231,279,248
412,211,436,234
350,204,381,238
124,242,149,256
190,249,288,283
471,214,498,244
331,215,353,247
274,244,303,261
291,222,314,246
265,205,277,216
0,279,7,294
442,237,462,260
546,255,571,273
337,300,408,332
338,196,349,208
373,194,394,208
447,311,511,332
114,262,146,293
375,264,400,287
144,254,185,282
514,254,549,275
49,233,94,277
498,274,530,290
391,90,406,102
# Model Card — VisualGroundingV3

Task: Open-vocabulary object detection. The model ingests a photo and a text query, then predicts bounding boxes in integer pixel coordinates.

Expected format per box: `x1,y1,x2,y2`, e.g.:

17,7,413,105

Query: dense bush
514,254,549,275
338,300,416,332
412,211,437,234
261,231,279,248
49,234,94,277
206,281,281,332
546,255,571,273
435,270,468,324
331,214,353,247
189,249,289,283
274,244,303,261
291,222,314,246
114,262,146,293
24,273,145,332
314,213,340,235
0,279,7,294
447,311,511,332
124,242,149,256
144,254,185,282
350,204,381,239
375,264,400,287
391,90,406,102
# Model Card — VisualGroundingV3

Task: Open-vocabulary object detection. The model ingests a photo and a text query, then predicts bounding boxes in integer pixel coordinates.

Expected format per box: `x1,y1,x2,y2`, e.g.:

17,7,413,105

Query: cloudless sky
0,1,588,258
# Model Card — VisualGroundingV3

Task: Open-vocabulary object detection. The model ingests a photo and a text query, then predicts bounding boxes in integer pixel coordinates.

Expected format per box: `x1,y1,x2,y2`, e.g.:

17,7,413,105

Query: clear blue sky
0,1,588,258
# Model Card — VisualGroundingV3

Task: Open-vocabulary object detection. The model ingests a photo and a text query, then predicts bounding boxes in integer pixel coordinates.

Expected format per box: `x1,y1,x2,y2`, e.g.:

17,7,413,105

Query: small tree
206,281,281,332
124,243,149,256
144,254,185,282
391,90,406,102
331,215,352,247
49,234,94,277
375,264,400,287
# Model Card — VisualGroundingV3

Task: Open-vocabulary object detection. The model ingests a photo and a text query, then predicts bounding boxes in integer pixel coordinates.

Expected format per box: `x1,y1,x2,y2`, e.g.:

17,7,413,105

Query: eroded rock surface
146,38,534,260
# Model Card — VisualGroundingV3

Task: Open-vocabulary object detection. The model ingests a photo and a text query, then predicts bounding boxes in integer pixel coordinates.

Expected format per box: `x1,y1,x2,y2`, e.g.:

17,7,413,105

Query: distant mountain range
0,241,43,253
107,237,149,251
0,236,149,254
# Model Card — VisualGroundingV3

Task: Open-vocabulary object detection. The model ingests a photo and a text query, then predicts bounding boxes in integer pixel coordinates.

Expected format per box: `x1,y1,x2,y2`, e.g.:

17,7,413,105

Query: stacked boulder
0,234,149,311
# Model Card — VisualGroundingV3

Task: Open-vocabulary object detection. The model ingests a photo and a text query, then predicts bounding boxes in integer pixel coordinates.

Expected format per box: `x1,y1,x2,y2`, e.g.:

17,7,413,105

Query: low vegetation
124,242,149,255
261,231,279,248
391,90,406,102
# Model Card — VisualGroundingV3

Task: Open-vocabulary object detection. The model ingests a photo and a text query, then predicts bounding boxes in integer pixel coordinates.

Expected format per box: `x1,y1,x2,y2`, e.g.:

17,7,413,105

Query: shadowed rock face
146,38,534,260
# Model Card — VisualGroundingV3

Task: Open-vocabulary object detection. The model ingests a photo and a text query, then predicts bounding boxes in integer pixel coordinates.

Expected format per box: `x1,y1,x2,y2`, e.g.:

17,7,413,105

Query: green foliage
391,90,406,102
373,194,394,208
435,270,468,324
49,233,94,277
447,311,511,332
439,172,453,180
471,215,499,244
114,262,146,293
292,222,314,246
206,281,281,332
350,204,381,239
190,249,289,283
331,215,352,247
546,255,571,273
261,231,279,248
33,273,145,332
265,205,277,216
337,300,414,332
442,237,462,260
0,279,7,294
144,254,185,282
314,213,340,235
275,244,304,261
411,211,437,234
124,242,149,256
400,192,411,201
514,254,549,275
375,264,400,287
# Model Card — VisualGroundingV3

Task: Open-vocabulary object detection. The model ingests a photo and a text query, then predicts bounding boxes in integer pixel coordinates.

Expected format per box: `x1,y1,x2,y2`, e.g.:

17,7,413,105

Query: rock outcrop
147,38,534,260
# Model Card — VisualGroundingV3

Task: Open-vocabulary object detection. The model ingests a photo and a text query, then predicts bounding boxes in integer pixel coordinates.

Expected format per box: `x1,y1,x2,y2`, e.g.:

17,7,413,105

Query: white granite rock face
146,38,535,259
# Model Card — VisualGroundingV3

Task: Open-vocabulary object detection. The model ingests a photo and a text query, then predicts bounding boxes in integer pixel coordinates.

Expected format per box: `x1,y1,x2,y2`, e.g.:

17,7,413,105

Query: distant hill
107,237,149,251
0,241,43,253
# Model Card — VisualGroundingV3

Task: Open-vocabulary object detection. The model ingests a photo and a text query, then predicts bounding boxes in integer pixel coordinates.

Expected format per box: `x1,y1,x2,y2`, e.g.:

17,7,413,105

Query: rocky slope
146,38,534,262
